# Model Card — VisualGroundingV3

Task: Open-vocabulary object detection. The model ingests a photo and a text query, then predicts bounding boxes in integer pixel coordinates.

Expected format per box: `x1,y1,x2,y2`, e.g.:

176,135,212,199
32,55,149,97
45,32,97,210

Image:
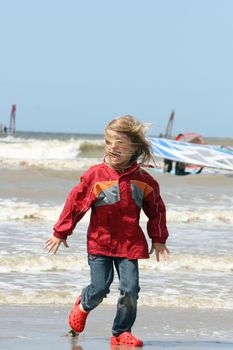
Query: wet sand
0,305,233,350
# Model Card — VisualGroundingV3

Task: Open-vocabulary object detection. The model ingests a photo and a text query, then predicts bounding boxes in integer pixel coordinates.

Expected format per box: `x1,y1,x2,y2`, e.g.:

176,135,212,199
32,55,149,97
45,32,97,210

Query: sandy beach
1,305,233,350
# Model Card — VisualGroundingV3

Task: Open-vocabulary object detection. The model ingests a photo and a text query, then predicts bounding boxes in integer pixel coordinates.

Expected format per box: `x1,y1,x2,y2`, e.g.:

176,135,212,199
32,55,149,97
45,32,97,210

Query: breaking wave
0,198,232,225
0,136,104,170
0,253,232,309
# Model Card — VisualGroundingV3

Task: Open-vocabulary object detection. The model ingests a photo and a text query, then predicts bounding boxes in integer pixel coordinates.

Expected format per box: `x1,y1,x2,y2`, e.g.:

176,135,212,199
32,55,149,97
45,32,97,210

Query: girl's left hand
149,242,170,262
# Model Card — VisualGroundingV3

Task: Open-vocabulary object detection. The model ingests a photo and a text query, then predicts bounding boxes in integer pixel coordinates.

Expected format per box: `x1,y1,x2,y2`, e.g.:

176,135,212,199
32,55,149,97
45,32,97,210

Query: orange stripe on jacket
92,181,118,198
130,180,153,197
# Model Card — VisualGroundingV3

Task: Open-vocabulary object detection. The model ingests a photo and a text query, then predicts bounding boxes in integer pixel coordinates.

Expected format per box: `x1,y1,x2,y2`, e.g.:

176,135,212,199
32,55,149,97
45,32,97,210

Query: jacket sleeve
142,180,169,244
53,174,95,240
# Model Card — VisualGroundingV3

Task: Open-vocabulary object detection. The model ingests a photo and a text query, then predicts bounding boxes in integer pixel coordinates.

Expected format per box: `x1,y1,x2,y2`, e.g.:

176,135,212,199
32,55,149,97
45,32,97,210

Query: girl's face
105,130,138,169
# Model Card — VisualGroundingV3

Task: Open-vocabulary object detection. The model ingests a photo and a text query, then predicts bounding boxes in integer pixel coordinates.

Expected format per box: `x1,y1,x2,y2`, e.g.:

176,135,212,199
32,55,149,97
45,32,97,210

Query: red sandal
68,295,89,333
110,331,143,347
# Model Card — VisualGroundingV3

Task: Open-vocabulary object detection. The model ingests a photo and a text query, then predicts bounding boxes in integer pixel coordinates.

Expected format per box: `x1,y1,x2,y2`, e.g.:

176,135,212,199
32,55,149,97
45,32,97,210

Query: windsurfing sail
149,137,233,171
164,110,175,139
9,104,16,134
175,132,205,144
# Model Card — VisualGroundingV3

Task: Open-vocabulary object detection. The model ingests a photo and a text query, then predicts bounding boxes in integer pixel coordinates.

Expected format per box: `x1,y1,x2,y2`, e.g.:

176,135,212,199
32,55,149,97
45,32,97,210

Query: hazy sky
0,0,233,137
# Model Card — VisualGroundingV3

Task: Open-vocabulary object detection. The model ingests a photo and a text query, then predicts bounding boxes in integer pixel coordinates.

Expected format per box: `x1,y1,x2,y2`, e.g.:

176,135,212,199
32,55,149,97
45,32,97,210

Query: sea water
0,132,233,309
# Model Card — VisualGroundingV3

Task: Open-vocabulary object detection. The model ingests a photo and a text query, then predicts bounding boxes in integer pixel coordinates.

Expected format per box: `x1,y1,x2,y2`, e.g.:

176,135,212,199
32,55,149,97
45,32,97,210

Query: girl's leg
112,258,140,336
69,254,114,333
81,254,114,311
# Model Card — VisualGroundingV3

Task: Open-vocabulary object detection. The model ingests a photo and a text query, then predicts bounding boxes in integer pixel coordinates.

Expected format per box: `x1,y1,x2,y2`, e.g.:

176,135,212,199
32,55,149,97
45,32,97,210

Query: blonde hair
105,115,153,165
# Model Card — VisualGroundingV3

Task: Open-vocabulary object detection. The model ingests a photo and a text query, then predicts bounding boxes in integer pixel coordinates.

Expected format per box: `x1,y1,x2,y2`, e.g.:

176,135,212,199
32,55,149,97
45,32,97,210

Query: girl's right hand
44,236,69,254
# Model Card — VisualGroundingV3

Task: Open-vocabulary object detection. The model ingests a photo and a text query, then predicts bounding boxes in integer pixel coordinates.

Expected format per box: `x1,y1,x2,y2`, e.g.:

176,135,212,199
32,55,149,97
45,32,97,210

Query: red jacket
53,162,169,259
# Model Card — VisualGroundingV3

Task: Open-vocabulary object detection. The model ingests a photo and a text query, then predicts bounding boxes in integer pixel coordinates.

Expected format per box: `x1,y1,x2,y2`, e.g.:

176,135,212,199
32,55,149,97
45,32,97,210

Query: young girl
44,115,169,347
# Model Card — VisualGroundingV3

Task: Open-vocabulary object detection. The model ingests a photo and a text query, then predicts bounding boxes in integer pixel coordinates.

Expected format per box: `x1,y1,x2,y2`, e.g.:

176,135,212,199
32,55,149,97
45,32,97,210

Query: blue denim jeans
81,255,140,336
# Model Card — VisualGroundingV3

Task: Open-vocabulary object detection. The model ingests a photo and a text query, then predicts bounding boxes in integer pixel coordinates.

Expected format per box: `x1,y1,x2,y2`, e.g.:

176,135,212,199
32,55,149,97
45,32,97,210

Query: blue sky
0,0,232,137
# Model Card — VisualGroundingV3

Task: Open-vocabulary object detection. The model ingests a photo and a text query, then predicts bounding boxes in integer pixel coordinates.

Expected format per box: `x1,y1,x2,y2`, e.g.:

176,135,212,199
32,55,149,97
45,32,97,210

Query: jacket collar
103,157,139,176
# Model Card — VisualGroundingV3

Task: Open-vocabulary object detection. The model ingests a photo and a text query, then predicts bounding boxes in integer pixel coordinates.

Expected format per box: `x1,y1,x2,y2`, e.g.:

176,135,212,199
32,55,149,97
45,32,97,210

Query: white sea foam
0,253,232,274
0,137,79,160
0,199,62,221
0,254,88,273
139,255,233,272
164,209,233,224
0,283,232,309
0,136,104,169
0,198,232,224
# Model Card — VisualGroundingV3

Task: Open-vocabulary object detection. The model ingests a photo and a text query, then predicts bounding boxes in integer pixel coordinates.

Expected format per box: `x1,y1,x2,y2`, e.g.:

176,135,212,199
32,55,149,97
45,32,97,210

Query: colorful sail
9,104,16,133
149,137,233,171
